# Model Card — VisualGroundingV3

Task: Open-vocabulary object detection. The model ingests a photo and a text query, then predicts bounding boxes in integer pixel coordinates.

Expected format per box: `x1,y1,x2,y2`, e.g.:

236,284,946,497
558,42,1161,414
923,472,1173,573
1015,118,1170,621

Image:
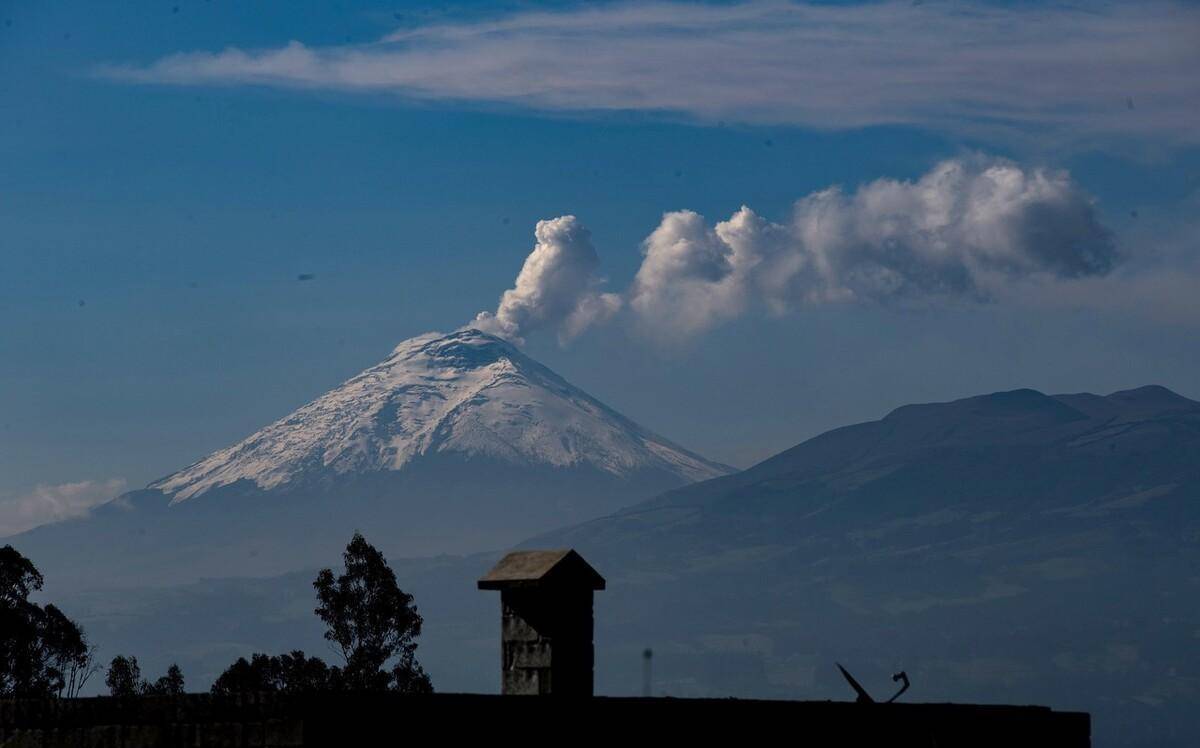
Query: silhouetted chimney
478,549,606,695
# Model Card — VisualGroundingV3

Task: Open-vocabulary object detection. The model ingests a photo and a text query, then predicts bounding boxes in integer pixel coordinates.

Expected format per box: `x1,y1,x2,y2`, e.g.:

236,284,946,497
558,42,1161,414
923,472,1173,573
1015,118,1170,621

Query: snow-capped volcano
13,330,730,586
153,329,729,502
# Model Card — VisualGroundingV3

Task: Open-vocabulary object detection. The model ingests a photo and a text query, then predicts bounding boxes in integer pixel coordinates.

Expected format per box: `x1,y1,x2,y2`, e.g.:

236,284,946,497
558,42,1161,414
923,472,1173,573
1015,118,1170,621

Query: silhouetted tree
0,545,41,607
390,661,433,694
0,545,98,697
211,654,274,694
40,603,98,698
273,651,340,693
105,655,184,696
211,651,340,695
210,534,432,695
105,655,142,697
313,533,431,693
145,664,186,695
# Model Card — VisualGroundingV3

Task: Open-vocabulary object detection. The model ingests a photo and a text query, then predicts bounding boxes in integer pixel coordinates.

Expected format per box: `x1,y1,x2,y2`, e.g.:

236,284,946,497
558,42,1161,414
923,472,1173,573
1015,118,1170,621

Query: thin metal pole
642,648,653,697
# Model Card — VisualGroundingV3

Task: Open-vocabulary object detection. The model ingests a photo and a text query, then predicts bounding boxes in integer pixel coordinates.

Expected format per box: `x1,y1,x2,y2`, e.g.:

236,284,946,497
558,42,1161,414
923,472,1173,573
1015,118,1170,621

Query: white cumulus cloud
629,157,1116,338
471,215,620,344
0,478,127,537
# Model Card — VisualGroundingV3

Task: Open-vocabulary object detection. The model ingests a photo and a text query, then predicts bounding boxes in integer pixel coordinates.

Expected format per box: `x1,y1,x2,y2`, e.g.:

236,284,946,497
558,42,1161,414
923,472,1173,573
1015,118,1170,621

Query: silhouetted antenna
836,663,875,703
642,648,653,697
836,663,911,704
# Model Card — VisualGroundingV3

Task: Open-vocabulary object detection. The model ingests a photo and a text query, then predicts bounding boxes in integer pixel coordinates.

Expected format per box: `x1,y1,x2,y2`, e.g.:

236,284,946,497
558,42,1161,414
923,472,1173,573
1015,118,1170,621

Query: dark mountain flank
525,386,1200,746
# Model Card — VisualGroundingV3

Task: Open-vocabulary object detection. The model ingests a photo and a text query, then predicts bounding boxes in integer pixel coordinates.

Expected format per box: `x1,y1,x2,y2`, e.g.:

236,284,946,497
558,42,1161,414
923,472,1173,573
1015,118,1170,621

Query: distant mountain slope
560,385,1199,543
537,386,1200,611
526,385,1200,745
8,329,729,586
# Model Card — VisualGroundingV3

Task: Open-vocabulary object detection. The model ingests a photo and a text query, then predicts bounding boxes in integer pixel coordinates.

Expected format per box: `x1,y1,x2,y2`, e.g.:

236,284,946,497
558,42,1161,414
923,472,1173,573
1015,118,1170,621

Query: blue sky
2,0,1199,533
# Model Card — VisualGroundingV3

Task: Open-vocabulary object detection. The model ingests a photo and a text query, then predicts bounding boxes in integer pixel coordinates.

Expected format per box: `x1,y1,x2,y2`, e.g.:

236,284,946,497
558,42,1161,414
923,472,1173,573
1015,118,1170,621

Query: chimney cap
478,549,606,591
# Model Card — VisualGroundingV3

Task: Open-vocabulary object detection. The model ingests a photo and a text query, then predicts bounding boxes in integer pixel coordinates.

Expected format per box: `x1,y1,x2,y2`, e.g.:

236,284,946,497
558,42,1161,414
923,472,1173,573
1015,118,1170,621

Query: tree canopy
105,655,186,696
0,545,97,697
213,533,432,695
104,655,142,697
211,651,338,695
313,532,431,693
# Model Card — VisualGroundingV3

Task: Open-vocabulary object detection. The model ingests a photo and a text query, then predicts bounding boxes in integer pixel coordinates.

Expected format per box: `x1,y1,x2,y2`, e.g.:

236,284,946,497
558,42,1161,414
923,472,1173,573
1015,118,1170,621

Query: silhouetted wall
0,693,1089,747
500,586,594,695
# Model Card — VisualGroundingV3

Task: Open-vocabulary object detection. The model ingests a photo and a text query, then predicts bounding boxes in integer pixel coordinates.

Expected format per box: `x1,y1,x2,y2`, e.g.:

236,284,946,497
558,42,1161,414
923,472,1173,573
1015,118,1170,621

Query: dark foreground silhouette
0,692,1089,747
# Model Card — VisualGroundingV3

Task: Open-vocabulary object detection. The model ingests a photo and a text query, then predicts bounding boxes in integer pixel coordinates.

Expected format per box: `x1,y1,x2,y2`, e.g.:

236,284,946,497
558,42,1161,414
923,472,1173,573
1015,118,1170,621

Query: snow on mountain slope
152,329,730,502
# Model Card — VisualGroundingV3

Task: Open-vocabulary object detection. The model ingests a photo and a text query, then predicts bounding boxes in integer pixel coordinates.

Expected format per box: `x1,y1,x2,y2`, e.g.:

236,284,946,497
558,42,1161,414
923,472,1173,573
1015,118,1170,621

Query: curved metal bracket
886,671,910,703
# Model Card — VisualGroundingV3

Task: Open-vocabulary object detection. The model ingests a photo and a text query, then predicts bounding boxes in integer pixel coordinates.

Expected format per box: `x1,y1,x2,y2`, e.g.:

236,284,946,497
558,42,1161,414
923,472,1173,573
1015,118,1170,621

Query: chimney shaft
478,549,606,695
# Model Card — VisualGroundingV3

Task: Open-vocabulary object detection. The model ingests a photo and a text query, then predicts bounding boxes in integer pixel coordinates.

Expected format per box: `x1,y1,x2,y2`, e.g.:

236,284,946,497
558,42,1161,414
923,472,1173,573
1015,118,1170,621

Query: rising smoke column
471,215,620,344
474,157,1116,345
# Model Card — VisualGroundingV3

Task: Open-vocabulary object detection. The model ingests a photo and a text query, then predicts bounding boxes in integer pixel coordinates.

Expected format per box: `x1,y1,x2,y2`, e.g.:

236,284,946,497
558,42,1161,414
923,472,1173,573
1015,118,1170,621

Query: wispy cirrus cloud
0,478,127,537
97,1,1200,143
